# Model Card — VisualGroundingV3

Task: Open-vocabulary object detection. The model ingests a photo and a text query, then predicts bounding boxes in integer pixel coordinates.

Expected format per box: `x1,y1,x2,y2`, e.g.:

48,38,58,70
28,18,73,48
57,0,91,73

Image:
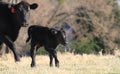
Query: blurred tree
113,0,120,27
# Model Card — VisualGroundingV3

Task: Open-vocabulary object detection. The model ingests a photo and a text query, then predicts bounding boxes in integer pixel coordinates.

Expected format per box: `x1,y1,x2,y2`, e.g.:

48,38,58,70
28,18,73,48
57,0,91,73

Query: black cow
0,1,38,62
26,25,67,67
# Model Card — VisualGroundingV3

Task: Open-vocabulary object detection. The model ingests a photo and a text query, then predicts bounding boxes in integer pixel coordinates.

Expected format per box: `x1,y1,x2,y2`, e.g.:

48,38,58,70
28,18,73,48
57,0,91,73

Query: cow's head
51,28,67,46
11,1,38,26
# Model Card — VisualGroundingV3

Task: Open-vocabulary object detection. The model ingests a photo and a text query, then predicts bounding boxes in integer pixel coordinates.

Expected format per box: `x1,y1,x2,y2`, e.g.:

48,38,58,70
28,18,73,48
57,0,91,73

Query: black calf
26,25,67,67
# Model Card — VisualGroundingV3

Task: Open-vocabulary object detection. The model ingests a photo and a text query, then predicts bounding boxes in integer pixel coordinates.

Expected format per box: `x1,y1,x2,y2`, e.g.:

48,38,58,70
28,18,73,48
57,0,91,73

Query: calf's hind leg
30,42,36,67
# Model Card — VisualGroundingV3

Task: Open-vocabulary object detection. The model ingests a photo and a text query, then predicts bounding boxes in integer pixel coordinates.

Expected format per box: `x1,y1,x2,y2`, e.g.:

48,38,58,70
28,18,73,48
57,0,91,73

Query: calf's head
51,28,67,46
11,1,38,26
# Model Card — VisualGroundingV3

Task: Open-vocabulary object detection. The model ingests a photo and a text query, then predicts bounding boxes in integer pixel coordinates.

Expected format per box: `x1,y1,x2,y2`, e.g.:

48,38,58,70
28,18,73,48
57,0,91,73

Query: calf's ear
30,3,38,9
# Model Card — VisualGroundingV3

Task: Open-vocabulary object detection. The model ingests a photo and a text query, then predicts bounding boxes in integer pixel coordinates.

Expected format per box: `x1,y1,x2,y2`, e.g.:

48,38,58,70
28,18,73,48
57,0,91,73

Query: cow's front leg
0,36,20,62
30,42,36,67
0,42,3,55
52,50,59,67
0,42,3,49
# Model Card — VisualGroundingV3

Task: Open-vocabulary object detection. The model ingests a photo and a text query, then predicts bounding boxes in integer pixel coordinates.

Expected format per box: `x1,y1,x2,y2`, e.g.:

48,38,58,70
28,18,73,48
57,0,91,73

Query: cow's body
0,1,38,61
0,2,20,41
26,25,67,67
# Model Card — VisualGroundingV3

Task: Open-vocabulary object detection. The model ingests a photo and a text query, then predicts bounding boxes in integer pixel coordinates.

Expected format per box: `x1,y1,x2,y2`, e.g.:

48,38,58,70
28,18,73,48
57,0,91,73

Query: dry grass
0,52,120,74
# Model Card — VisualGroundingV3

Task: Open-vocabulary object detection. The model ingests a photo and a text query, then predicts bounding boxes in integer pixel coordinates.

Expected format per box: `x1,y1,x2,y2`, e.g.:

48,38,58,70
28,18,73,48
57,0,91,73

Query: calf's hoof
15,57,20,62
50,64,53,67
31,63,36,67
55,63,59,68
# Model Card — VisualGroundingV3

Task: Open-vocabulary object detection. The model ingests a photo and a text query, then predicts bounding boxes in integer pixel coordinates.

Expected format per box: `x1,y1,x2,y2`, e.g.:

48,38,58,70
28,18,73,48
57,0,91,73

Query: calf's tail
26,26,33,43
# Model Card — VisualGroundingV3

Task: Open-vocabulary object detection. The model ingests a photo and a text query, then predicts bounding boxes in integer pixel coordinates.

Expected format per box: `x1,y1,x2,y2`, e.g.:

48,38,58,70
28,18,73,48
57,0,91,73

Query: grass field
0,52,120,74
